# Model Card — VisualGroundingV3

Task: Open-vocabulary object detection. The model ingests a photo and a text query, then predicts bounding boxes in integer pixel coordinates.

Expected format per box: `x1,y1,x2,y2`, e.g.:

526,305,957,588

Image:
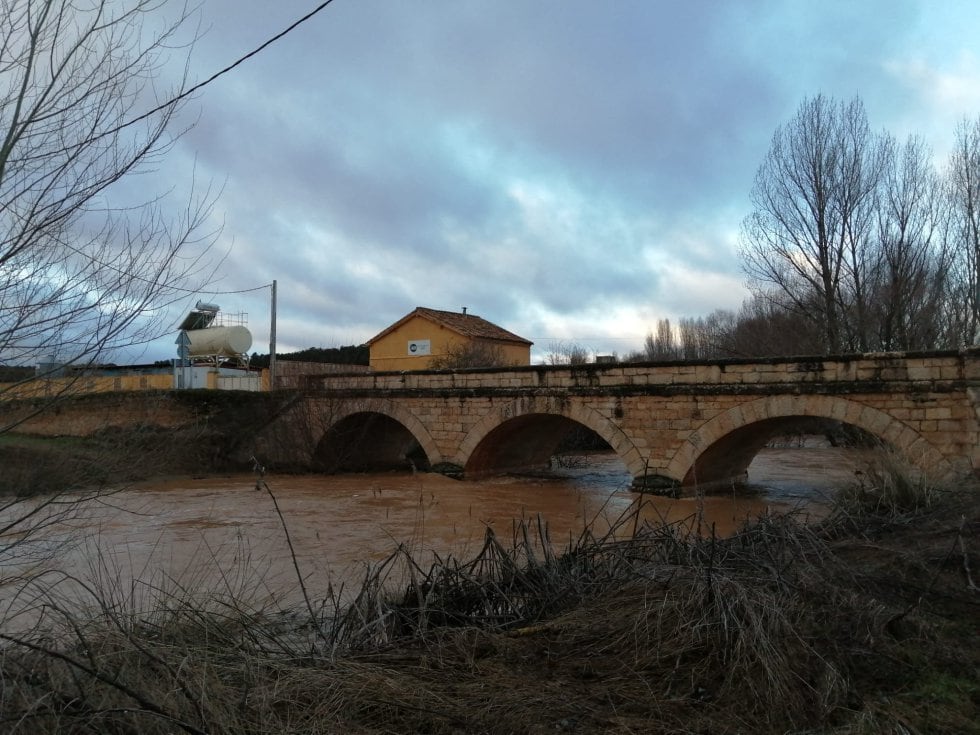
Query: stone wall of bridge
262,349,980,492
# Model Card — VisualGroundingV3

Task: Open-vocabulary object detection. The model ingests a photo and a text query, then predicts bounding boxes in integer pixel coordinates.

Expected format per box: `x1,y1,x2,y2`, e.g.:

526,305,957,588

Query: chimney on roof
462,306,468,315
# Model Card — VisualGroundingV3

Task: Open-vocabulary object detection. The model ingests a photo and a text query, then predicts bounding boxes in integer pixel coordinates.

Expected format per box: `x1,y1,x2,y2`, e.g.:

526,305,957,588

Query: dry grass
831,448,946,518
0,477,977,734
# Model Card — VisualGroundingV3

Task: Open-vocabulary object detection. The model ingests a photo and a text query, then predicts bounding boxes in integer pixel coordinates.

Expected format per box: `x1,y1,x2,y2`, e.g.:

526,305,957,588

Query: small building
367,307,532,371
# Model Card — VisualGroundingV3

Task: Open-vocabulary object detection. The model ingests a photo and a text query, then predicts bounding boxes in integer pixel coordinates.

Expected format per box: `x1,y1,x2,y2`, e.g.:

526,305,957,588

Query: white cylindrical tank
185,326,252,357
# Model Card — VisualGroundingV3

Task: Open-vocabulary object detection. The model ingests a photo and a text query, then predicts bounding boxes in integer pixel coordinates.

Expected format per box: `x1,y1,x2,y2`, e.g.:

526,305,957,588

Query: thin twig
251,456,328,653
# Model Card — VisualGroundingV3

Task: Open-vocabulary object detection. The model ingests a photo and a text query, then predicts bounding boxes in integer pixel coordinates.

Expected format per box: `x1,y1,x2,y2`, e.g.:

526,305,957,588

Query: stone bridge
257,350,980,493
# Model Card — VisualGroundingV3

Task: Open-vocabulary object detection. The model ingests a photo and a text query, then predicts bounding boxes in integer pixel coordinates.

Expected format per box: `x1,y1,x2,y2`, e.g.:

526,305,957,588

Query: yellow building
367,307,532,371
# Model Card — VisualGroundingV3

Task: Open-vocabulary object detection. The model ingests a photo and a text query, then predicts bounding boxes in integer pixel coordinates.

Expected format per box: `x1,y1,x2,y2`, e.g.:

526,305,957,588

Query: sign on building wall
407,339,431,356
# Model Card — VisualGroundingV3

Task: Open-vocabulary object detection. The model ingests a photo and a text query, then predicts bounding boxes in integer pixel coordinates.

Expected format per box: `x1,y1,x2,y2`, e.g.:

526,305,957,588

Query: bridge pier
431,462,464,479
632,473,681,497
632,471,752,497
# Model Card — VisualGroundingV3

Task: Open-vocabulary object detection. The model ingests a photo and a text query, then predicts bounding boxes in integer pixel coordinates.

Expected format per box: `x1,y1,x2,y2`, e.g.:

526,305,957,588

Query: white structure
185,325,252,360
173,364,261,391
174,301,257,390
177,301,252,368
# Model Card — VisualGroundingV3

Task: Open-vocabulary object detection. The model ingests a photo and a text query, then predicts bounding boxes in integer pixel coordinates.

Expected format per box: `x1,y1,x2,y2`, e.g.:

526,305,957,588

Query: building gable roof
366,307,533,346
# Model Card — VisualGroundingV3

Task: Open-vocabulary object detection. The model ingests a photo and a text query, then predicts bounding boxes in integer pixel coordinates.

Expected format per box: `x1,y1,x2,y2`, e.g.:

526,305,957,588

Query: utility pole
269,279,277,390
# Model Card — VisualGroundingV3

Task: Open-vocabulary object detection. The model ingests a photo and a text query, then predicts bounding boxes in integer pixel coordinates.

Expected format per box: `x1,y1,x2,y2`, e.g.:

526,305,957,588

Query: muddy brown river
1,446,866,626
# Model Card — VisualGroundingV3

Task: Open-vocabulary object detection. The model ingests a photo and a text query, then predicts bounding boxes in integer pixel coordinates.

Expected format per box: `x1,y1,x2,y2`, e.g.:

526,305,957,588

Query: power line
56,236,273,295
530,336,646,341
104,0,340,139
182,282,273,296
50,2,343,292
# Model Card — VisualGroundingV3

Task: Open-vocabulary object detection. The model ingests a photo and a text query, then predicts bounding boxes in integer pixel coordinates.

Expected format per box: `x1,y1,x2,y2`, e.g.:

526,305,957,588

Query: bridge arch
311,400,442,473
664,394,956,489
459,398,644,478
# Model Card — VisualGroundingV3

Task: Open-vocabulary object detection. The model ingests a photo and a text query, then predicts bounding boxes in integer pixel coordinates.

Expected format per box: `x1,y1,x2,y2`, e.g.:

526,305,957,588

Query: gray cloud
125,0,979,362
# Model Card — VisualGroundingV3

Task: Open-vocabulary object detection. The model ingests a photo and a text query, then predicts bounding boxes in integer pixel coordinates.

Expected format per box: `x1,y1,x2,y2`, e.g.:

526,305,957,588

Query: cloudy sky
130,0,980,364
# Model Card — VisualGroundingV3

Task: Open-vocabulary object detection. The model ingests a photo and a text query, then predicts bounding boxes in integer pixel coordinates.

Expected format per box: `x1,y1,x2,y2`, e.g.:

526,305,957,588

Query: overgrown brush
0,488,976,734
831,448,947,518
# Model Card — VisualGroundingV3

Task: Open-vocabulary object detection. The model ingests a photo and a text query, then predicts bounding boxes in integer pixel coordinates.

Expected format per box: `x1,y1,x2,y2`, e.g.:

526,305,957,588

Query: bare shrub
427,340,512,369
833,449,945,518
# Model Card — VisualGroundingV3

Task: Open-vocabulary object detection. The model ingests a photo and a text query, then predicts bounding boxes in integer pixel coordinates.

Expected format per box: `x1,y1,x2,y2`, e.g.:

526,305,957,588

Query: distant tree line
628,302,825,361
633,95,980,360
249,344,369,368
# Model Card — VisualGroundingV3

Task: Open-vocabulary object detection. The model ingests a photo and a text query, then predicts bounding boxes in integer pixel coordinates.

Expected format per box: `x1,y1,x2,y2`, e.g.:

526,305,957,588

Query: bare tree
729,294,824,356
870,134,950,350
664,102,977,358
946,116,980,345
677,316,706,359
0,0,216,400
639,318,678,360
836,100,888,351
0,0,217,657
661,296,826,361
740,95,885,352
544,340,591,365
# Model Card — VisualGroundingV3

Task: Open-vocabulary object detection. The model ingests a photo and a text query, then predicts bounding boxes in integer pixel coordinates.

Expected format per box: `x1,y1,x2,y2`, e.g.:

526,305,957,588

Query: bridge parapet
311,349,980,393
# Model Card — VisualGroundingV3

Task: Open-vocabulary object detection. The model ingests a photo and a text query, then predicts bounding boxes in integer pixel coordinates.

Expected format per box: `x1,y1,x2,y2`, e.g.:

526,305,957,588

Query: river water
0,445,865,624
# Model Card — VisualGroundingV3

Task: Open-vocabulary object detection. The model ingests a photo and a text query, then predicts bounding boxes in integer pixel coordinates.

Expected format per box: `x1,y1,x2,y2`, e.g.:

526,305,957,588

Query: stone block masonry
261,349,980,493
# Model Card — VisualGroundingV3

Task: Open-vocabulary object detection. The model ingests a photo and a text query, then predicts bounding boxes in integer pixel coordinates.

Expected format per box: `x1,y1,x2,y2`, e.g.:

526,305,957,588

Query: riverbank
0,474,976,734
0,390,300,495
